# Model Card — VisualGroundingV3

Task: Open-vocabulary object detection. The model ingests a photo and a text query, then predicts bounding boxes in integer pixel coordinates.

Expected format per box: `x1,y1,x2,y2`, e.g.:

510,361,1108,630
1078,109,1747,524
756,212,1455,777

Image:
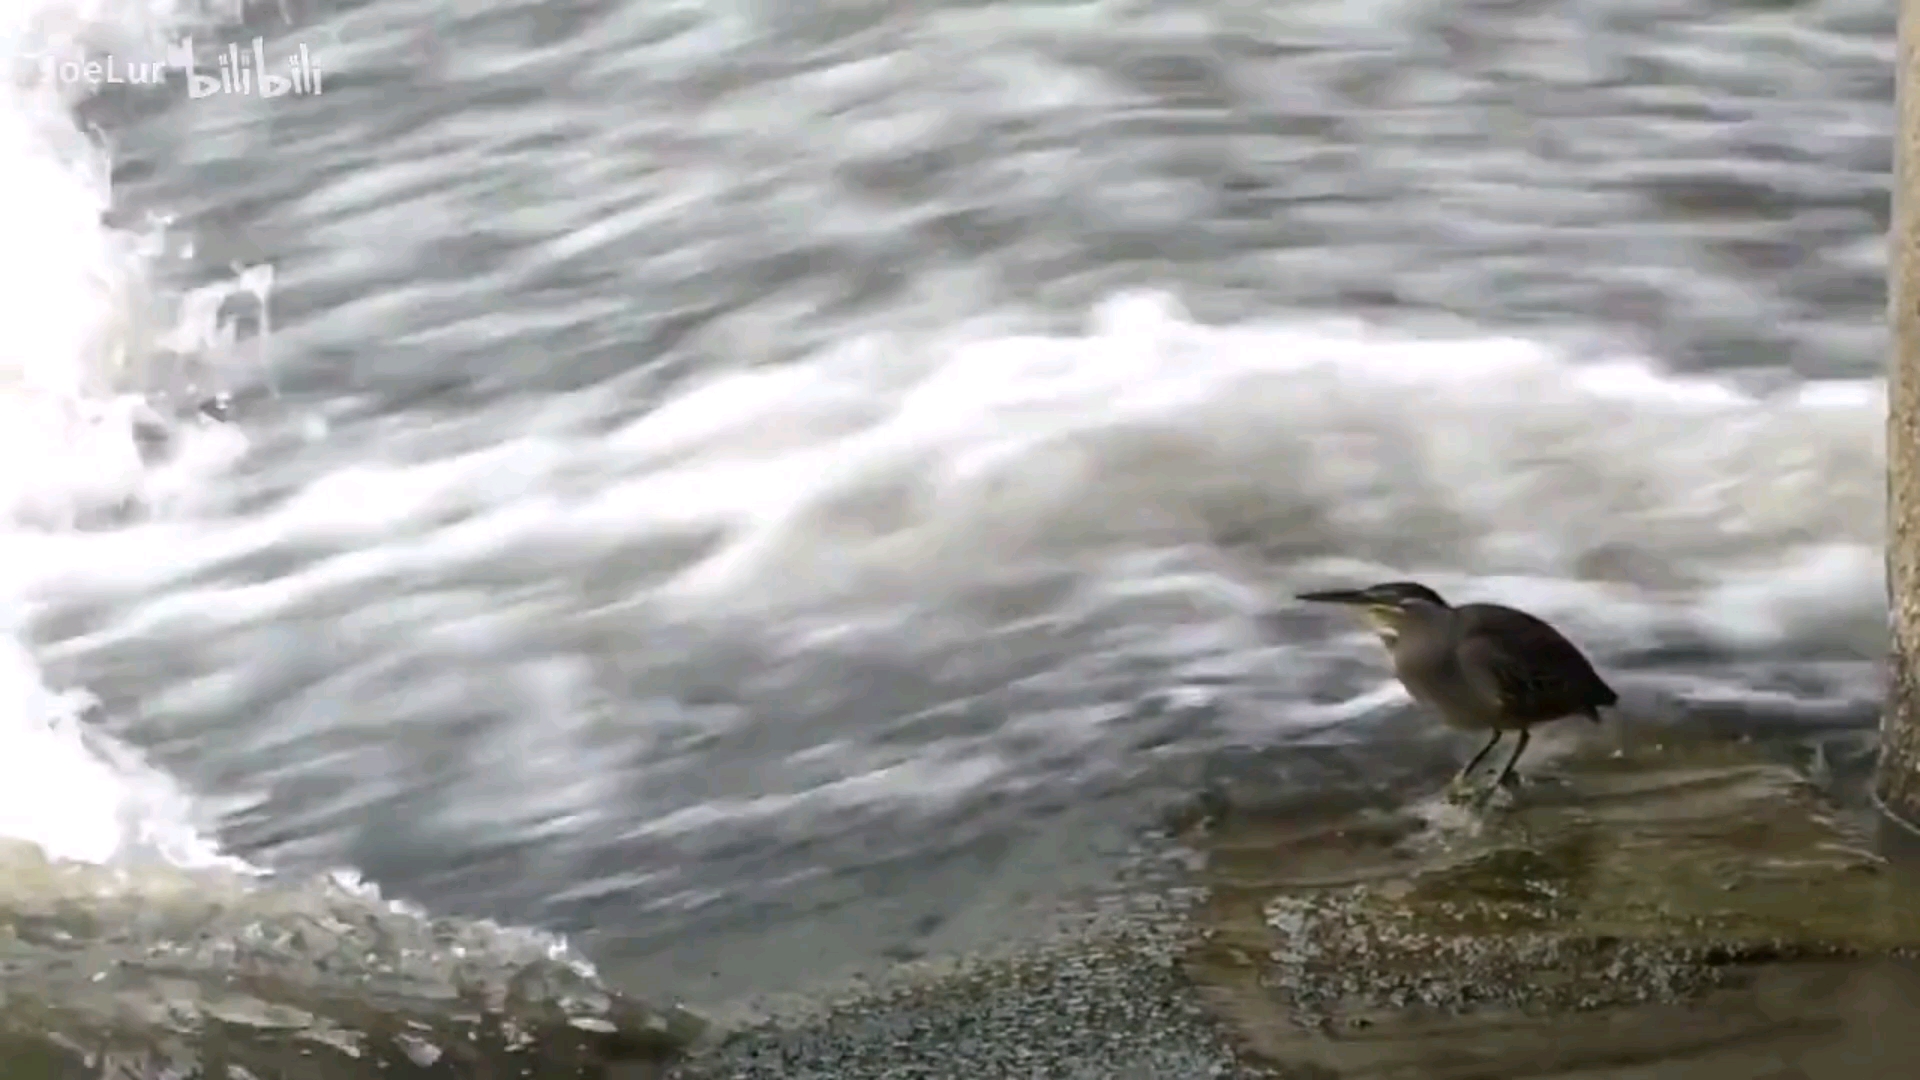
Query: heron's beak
1296,588,1371,606
1298,589,1405,640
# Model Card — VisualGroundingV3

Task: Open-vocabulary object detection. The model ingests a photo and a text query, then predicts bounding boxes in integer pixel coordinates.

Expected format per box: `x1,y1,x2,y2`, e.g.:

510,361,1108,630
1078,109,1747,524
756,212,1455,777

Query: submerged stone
1184,724,1920,1076
0,847,705,1079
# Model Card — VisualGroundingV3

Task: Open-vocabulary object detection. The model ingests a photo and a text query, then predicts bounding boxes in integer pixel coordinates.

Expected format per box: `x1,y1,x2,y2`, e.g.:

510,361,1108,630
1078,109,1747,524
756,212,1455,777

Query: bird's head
1295,581,1450,643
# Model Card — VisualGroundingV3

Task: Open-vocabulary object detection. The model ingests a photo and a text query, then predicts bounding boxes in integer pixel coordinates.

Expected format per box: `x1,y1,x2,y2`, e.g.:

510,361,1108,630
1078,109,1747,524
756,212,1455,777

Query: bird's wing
1454,605,1617,720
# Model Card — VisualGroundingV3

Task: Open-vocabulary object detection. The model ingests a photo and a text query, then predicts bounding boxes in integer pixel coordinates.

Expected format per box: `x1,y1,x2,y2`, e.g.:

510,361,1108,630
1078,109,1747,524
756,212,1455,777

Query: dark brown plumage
1451,603,1618,725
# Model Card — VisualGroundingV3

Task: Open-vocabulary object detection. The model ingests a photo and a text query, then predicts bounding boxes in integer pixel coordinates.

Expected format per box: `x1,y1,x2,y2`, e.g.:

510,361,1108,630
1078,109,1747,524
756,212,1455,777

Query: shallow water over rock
1185,721,1920,1078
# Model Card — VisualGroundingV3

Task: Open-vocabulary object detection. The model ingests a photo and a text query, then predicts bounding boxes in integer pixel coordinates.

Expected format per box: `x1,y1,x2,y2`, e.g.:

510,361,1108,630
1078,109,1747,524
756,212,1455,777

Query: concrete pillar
1879,0,1920,828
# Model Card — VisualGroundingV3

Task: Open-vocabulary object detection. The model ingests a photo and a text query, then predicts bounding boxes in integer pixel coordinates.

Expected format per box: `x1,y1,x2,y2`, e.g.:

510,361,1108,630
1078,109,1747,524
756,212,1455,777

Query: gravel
666,885,1265,1080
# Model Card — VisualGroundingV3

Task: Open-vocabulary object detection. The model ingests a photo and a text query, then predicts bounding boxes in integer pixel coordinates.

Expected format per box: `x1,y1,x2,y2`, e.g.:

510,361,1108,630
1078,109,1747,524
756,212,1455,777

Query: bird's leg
1459,731,1502,778
1448,731,1503,800
1490,728,1531,790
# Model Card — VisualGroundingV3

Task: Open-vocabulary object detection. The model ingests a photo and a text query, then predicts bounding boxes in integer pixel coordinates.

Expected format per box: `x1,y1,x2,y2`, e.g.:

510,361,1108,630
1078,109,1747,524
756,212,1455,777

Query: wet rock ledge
1188,724,1920,1077
665,723,1920,1079
0,844,704,1079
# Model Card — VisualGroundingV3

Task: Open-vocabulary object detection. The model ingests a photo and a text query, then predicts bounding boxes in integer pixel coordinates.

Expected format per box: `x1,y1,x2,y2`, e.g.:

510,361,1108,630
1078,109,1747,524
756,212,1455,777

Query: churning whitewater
0,0,1894,1013
0,0,256,869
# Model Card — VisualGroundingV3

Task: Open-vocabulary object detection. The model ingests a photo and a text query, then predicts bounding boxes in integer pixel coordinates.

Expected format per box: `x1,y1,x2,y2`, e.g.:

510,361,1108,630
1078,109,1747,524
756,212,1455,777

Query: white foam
0,0,252,868
27,293,1880,825
48,292,1884,673
594,292,1881,633
0,1,1888,867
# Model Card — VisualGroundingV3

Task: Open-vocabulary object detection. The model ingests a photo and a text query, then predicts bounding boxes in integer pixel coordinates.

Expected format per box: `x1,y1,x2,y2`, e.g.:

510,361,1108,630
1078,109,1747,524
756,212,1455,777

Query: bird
1295,581,1617,800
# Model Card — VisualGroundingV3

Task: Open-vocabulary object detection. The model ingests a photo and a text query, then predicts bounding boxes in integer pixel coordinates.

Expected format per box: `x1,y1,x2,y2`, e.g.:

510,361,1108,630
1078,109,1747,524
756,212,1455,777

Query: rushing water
0,0,1894,1008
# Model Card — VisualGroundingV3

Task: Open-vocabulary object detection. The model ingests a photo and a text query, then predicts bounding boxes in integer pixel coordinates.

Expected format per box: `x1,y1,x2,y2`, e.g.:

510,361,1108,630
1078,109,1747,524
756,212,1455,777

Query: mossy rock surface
1184,727,1920,1077
0,842,704,1079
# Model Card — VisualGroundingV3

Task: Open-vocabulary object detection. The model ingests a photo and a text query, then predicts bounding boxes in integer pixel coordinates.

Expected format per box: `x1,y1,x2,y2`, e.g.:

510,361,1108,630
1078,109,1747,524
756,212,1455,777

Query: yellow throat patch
1361,605,1403,642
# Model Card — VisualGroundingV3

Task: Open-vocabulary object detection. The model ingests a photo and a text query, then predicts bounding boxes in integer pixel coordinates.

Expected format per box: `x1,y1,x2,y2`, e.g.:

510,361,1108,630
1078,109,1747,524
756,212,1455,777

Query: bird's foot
1444,775,1483,805
1476,784,1517,811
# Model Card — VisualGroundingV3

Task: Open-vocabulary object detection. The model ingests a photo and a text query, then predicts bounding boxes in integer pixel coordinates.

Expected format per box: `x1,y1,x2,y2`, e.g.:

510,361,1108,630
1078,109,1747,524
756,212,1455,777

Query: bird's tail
1591,682,1620,719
